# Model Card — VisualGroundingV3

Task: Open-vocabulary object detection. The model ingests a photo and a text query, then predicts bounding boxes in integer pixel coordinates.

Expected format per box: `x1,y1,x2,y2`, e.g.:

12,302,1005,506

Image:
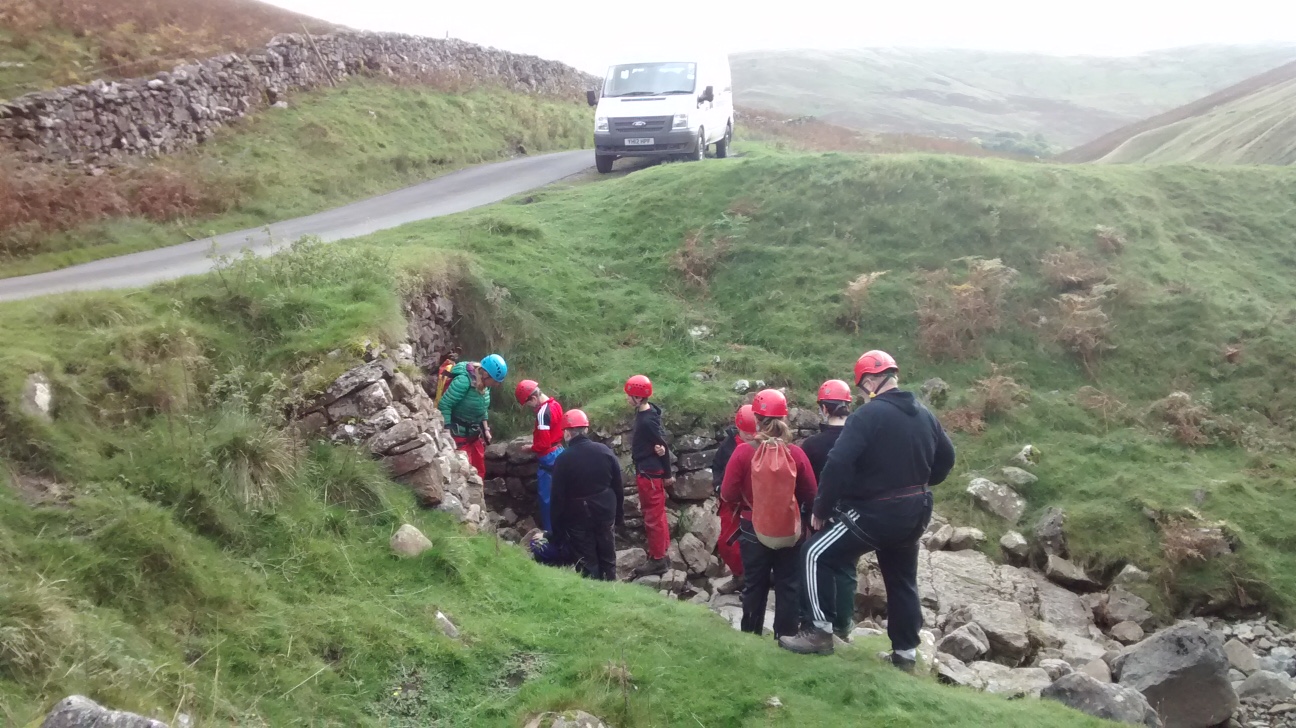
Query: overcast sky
263,0,1296,74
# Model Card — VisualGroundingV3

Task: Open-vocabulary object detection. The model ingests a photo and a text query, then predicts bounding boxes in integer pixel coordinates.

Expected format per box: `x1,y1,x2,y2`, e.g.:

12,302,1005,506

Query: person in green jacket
438,353,508,480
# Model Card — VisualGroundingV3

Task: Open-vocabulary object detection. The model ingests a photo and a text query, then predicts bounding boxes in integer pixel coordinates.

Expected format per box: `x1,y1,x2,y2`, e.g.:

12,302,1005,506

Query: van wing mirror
586,89,599,107
700,85,715,103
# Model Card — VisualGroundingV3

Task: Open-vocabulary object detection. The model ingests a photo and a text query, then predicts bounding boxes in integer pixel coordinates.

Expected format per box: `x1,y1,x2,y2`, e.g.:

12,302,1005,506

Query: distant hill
731,45,1296,150
1061,61,1296,165
0,0,338,98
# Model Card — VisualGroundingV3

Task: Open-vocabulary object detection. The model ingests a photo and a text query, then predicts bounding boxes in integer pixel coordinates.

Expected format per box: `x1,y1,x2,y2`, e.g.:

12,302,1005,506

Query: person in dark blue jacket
550,409,624,581
780,351,955,670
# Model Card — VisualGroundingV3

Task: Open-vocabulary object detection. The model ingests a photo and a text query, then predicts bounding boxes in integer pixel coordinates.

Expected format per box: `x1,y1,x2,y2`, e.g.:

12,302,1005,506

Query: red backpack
749,440,801,549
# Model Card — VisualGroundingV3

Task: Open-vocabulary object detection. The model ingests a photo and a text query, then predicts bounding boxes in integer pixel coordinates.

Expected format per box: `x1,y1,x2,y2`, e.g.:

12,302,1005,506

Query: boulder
367,419,423,455
1011,444,1039,467
1111,621,1146,645
1046,554,1099,591
1114,564,1151,587
924,523,954,551
969,662,1052,698
505,437,536,464
920,377,950,406
934,654,981,687
919,549,1034,618
855,560,888,615
676,450,715,472
615,548,647,580
1034,506,1069,558
1083,658,1113,683
399,463,447,507
1100,588,1156,630
1118,623,1237,728
323,361,388,403
668,470,713,501
673,433,714,453
40,695,168,728
999,531,1029,563
1041,673,1163,728
1030,571,1097,636
20,372,53,421
945,600,1032,664
710,575,738,595
1039,658,1076,681
1236,670,1294,701
1000,466,1038,488
684,503,721,552
937,622,991,663
390,524,432,557
385,444,439,477
327,380,393,420
524,710,608,728
946,527,986,551
389,371,421,403
966,477,1027,523
1223,638,1260,675
678,533,711,575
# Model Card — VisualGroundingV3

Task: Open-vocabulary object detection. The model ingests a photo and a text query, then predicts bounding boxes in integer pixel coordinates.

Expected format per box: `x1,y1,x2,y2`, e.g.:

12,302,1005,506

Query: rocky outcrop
967,477,1027,523
0,31,598,165
1041,673,1162,727
1118,623,1237,728
41,696,168,728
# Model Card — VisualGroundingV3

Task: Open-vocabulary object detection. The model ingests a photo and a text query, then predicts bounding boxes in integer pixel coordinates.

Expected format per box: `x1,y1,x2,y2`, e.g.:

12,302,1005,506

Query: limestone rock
678,533,710,575
970,662,1052,698
1118,623,1237,728
1000,531,1029,563
1237,670,1293,701
1041,673,1163,728
616,548,647,580
1011,444,1039,467
920,377,950,406
327,380,393,420
40,695,169,728
399,463,447,507
385,443,439,477
924,523,954,551
684,503,721,552
934,654,981,687
1115,564,1151,587
1224,638,1260,675
945,600,1032,664
20,372,53,421
674,433,714,453
1039,658,1076,681
1000,465,1038,488
1034,506,1069,558
367,419,423,455
1046,554,1099,592
937,622,991,663
1083,658,1114,683
323,361,387,403
1111,621,1146,645
946,527,986,551
966,477,1026,523
389,371,421,403
390,524,432,557
435,611,460,639
668,470,713,501
1099,588,1156,630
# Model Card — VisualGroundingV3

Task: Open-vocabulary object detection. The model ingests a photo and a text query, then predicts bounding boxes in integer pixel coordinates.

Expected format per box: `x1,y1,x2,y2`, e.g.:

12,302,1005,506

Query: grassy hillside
0,0,337,98
0,80,592,277
732,45,1296,149
0,232,1108,726
1062,62,1296,165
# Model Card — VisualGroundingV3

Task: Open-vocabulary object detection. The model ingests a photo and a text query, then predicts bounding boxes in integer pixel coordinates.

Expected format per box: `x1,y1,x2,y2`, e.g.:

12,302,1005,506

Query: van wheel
715,122,732,158
595,154,615,174
692,129,706,161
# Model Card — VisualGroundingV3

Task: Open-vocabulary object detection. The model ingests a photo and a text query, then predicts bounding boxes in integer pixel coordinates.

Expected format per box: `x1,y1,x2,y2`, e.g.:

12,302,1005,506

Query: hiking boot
877,651,916,674
833,628,854,645
632,557,669,578
778,627,834,656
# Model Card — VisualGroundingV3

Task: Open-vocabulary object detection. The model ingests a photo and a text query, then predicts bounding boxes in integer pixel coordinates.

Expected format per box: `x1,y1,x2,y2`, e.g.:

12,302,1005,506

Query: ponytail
755,415,792,443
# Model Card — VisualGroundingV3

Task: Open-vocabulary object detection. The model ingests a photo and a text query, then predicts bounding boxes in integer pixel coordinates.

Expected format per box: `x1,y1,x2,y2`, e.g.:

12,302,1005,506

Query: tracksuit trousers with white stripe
801,490,933,652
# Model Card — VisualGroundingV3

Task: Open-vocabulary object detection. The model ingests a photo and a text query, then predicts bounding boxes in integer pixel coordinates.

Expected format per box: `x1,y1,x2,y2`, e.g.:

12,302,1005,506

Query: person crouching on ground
711,404,758,583
515,379,565,533
799,379,858,643
625,375,675,578
437,353,507,481
550,409,624,580
719,389,818,639
779,350,955,671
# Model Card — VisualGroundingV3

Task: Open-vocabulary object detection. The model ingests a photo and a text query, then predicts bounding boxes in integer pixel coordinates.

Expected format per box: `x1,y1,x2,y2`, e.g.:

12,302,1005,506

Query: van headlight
672,113,689,130
595,117,609,132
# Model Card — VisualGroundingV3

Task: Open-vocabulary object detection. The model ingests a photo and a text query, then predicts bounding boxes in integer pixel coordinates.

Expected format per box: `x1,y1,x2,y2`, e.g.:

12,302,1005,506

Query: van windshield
602,62,697,97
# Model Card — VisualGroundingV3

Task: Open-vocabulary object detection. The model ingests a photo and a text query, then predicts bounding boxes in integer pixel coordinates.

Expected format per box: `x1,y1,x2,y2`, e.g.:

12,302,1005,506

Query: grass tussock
916,258,1016,361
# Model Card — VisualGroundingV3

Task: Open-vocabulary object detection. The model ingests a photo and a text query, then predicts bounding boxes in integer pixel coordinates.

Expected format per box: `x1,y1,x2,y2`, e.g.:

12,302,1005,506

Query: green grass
0,234,1111,726
3,80,592,278
732,45,1296,147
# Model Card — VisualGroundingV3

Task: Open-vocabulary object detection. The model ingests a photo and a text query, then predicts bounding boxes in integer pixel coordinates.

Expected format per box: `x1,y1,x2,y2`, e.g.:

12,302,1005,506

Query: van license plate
625,138,654,146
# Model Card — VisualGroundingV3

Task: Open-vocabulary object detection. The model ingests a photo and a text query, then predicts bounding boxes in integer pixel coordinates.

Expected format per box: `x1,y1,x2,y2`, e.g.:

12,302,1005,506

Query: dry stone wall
0,31,599,165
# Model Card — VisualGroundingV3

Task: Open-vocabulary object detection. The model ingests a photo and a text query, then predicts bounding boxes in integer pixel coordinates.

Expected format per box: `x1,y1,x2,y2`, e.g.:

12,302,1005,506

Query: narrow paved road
0,150,594,302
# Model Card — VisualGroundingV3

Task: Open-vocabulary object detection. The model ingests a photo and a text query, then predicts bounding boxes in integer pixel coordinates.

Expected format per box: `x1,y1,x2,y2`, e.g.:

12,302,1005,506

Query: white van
586,57,734,174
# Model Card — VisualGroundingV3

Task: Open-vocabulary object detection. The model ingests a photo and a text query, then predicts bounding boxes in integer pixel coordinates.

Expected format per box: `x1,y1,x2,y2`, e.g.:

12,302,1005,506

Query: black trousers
801,491,932,651
566,523,616,581
738,519,801,638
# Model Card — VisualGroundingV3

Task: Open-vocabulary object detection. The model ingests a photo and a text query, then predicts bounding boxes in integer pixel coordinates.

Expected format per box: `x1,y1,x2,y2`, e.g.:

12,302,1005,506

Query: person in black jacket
550,409,625,581
624,374,674,578
780,351,955,669
798,379,855,642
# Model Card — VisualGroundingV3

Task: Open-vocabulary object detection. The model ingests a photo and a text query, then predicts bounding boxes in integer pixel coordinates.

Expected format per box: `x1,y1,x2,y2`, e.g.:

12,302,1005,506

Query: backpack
433,360,463,407
749,440,801,549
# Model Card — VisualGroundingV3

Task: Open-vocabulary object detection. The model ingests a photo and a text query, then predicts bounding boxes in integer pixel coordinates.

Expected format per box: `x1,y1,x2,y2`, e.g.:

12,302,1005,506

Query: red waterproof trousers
717,502,745,577
453,435,486,481
636,473,670,560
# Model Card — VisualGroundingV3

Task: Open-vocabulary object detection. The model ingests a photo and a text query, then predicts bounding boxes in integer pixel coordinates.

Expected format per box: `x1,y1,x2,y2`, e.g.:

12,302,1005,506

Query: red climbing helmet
817,379,852,403
734,404,758,434
563,409,590,429
515,379,539,405
751,389,789,418
854,350,899,385
624,374,653,399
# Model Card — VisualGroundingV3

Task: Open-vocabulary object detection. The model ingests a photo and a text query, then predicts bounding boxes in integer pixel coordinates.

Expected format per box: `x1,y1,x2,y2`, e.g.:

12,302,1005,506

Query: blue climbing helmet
479,354,508,383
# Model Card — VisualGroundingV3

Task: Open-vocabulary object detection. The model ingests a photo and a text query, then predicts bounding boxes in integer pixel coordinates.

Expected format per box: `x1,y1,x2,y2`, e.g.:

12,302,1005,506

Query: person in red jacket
515,379,565,533
712,404,757,581
720,389,817,639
